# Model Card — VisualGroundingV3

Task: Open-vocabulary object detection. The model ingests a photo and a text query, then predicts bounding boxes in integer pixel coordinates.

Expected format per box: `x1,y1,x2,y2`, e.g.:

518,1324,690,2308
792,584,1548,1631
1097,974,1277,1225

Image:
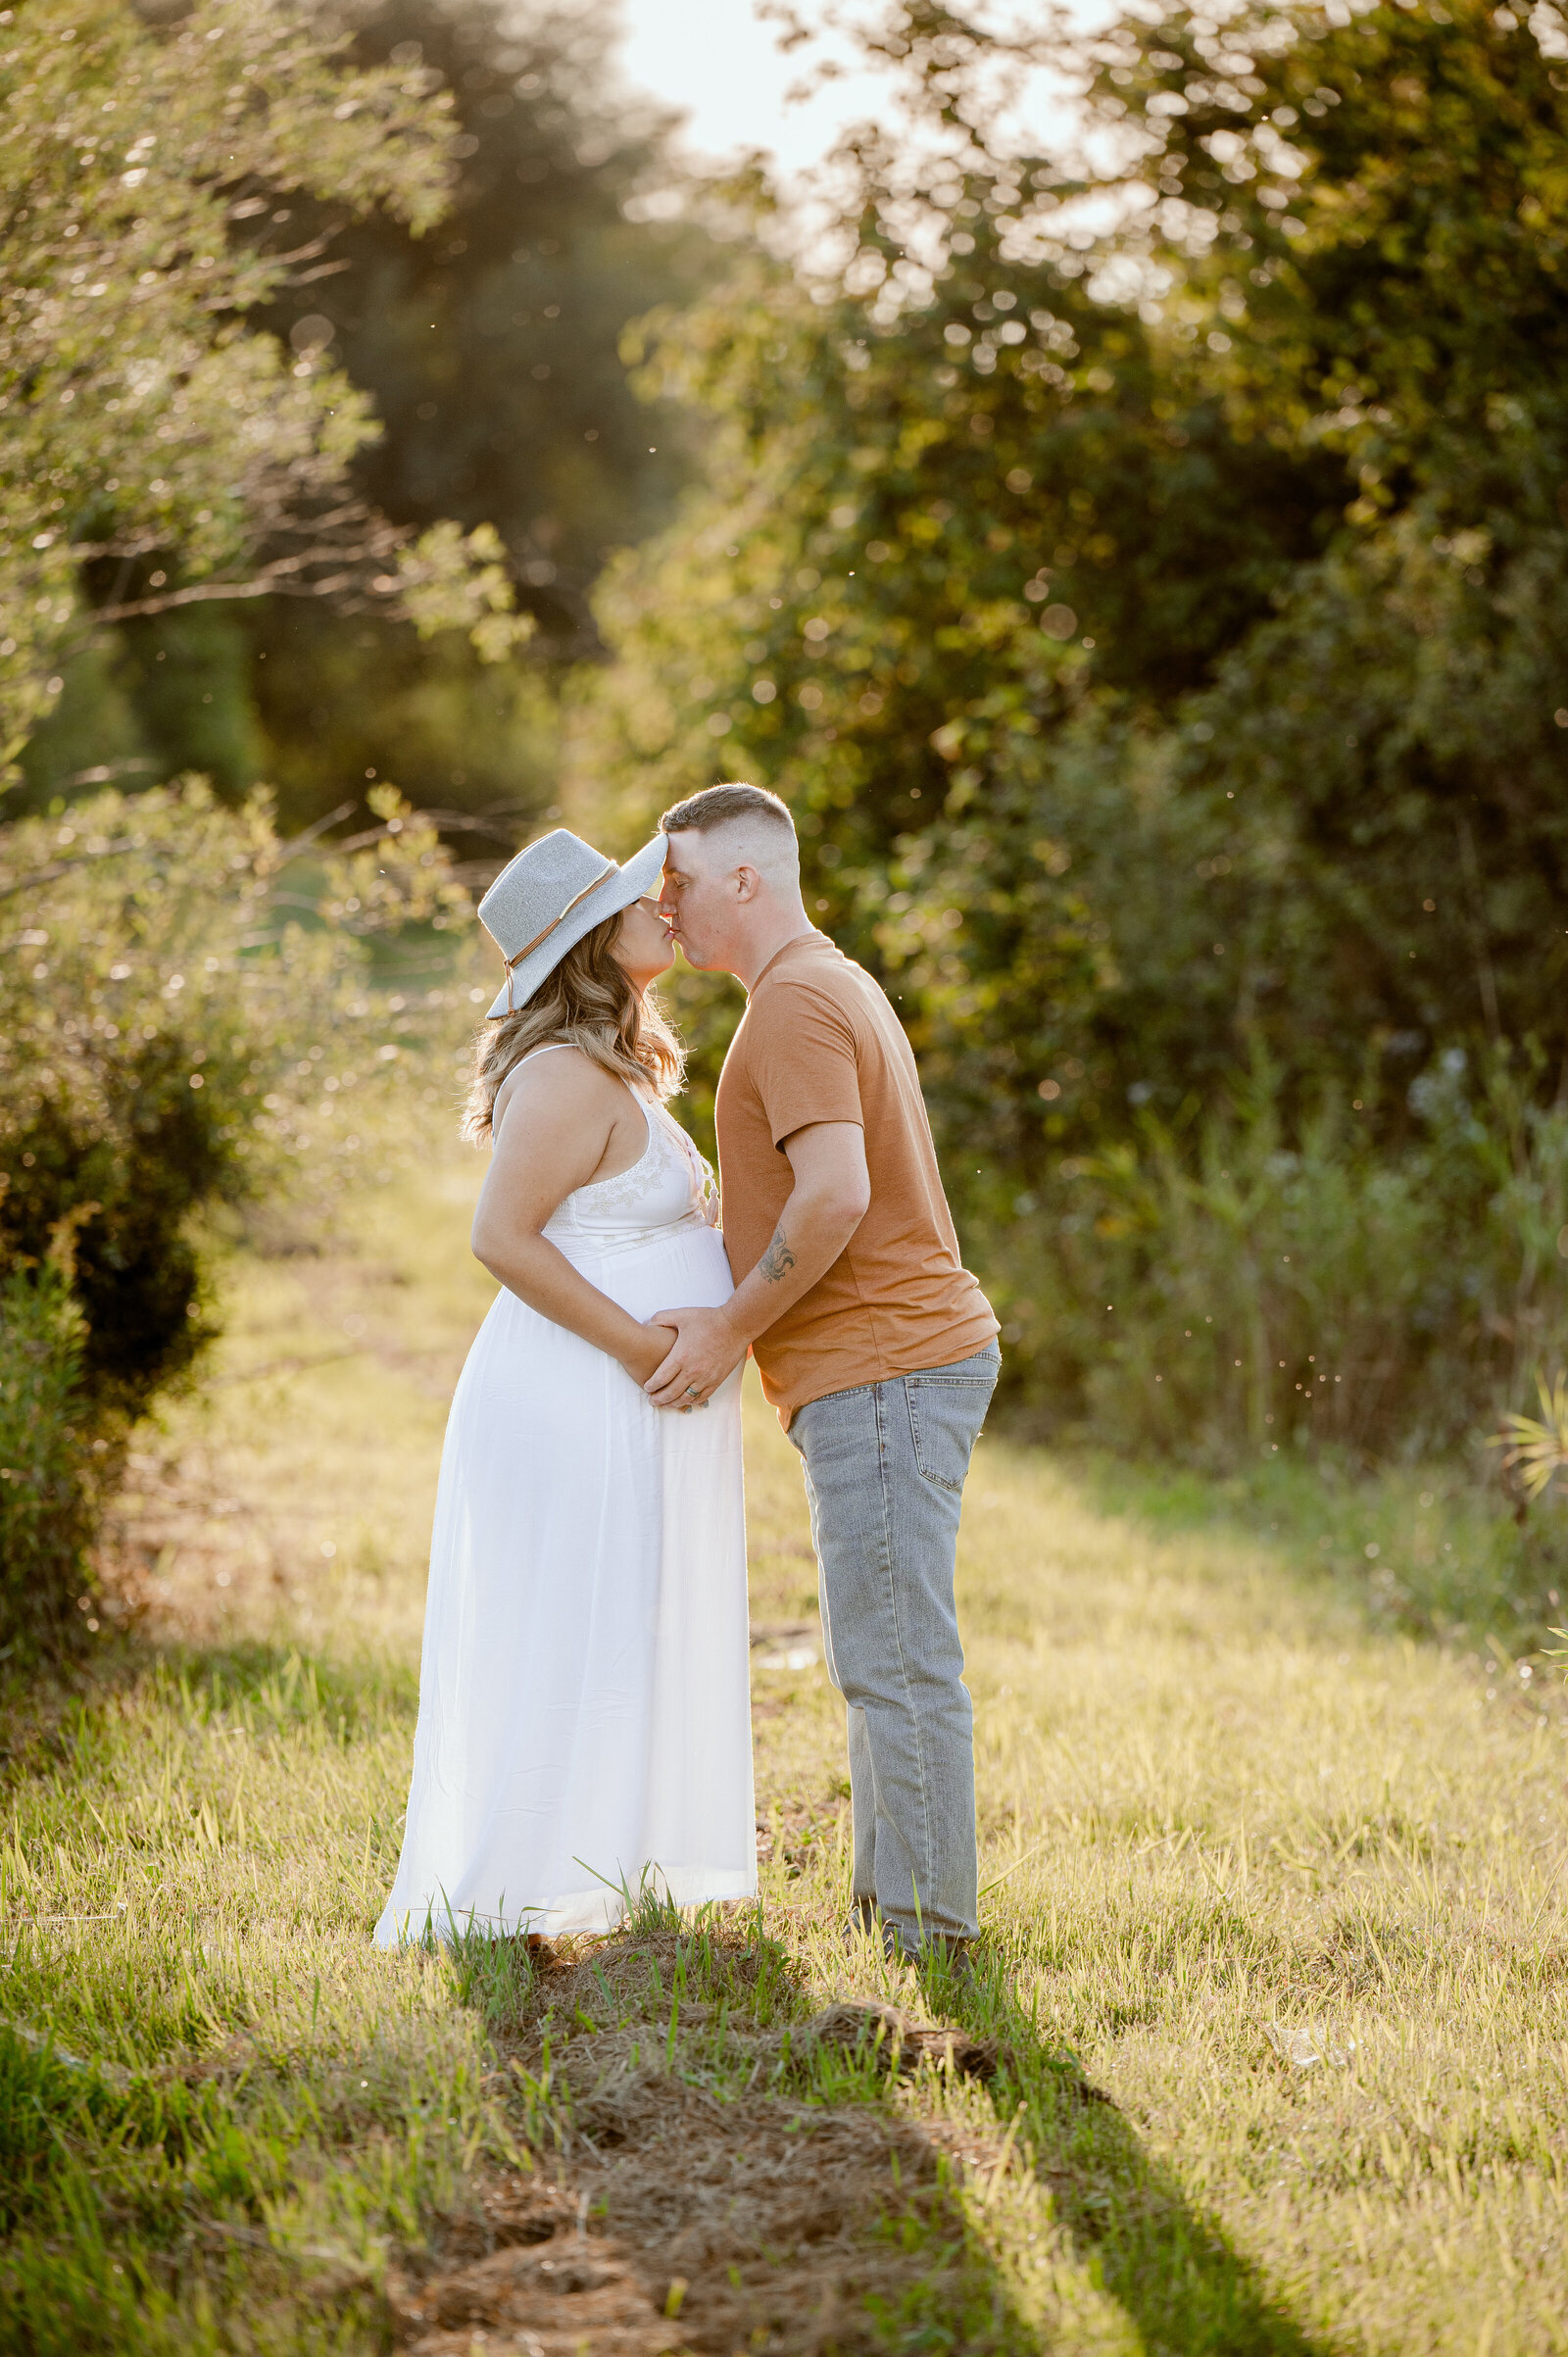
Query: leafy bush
969,1054,1568,1468
0,778,469,1650
0,1255,100,1655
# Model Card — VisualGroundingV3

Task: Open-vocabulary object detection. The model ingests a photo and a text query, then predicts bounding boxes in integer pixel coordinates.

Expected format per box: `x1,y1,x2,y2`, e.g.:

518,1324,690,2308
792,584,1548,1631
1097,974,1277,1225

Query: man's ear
733,862,762,903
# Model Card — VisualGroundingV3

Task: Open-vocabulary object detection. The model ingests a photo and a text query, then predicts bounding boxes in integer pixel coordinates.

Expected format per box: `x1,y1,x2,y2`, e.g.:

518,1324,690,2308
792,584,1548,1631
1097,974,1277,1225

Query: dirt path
388,1930,1010,2357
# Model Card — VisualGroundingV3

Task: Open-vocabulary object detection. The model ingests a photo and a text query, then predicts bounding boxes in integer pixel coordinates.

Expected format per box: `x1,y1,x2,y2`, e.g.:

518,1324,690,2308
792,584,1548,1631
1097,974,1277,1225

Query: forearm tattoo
759,1223,797,1283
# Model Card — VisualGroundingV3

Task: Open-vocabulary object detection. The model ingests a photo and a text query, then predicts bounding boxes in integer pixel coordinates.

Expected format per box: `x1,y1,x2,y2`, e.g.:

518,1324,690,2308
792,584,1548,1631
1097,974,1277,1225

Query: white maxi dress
374,1053,755,1942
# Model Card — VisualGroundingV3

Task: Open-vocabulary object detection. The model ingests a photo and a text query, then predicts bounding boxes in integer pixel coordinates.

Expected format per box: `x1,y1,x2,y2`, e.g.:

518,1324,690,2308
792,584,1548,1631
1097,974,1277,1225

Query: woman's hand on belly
627,1319,679,1388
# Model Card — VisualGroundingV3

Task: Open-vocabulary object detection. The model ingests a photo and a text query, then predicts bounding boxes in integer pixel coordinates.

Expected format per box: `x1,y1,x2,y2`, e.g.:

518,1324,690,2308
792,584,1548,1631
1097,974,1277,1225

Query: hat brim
484,832,667,1019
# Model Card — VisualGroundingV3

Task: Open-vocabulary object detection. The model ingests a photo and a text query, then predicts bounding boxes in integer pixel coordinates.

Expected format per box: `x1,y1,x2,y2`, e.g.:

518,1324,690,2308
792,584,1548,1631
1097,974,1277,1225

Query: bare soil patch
389,1929,1012,2357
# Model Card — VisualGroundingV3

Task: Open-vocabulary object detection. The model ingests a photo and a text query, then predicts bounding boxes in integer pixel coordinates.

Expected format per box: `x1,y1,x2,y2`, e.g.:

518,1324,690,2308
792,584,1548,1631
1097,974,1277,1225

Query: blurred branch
275,804,357,865
56,761,159,789
284,260,355,288
0,840,144,905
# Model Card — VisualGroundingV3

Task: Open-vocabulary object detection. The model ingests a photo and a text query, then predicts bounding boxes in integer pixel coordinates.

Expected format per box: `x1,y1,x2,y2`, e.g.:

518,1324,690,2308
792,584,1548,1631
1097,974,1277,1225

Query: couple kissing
375,783,1000,1965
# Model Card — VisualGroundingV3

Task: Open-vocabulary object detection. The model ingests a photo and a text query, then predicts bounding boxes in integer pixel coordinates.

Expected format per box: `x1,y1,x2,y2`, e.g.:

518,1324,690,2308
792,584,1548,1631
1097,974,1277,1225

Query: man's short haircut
660,782,797,842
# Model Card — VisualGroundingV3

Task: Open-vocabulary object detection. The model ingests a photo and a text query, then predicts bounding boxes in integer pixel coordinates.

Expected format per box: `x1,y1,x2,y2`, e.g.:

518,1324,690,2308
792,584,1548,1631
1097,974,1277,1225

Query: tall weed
980,1051,1568,1471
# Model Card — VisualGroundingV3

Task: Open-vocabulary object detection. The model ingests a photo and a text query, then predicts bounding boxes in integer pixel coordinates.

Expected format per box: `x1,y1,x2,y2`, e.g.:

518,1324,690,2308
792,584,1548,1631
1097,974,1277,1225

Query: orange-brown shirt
715,930,998,1425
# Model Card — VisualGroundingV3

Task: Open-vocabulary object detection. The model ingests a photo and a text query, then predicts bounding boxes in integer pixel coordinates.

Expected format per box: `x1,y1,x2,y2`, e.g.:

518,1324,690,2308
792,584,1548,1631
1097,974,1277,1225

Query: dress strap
622,1078,659,1146
493,1042,582,1141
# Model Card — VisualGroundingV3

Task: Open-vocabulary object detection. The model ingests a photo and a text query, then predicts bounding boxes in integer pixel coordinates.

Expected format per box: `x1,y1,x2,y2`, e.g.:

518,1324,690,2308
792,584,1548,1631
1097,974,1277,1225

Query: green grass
2,1145,1566,2350
1076,1445,1568,1659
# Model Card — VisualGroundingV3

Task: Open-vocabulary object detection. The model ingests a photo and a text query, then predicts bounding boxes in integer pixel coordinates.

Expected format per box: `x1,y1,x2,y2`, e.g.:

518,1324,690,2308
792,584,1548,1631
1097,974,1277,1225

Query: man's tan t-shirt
715,930,998,1426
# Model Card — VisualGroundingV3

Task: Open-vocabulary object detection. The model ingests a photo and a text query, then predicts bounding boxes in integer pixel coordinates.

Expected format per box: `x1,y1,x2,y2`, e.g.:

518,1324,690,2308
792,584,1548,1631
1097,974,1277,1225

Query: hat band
499,856,618,1011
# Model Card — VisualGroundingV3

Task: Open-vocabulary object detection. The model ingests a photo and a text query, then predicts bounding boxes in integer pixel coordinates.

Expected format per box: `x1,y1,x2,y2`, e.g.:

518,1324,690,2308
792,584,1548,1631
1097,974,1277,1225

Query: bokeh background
5,0,1568,1653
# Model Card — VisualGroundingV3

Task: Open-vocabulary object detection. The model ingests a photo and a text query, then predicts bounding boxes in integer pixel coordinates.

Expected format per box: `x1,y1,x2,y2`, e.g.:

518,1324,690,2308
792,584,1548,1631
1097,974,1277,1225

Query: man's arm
644,1121,870,1408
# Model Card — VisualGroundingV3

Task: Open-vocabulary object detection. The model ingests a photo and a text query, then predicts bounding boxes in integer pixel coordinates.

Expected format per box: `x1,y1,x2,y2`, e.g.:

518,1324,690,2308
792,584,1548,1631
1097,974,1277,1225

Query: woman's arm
470,1052,675,1387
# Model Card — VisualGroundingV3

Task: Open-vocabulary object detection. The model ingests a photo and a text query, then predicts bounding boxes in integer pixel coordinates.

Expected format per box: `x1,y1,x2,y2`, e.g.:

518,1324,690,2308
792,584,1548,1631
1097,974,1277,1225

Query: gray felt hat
477,827,666,1019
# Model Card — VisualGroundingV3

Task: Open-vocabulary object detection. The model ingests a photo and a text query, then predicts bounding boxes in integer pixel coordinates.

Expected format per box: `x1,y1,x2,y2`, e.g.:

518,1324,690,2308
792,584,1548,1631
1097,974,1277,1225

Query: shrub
0,1254,100,1655
972,1052,1568,1469
0,779,468,1649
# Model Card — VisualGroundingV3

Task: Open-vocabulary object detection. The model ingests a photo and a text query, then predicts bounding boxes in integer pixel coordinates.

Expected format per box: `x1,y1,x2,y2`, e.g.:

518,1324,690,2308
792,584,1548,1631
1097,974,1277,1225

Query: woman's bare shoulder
492,1043,625,1132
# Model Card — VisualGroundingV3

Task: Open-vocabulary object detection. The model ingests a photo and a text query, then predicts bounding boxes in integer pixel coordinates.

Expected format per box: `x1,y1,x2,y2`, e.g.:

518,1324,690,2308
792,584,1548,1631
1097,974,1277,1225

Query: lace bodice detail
514,1050,715,1255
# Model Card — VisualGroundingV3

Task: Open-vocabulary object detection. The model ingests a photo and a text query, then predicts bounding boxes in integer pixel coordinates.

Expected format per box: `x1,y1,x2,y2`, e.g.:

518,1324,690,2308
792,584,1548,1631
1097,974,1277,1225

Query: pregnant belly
563,1222,734,1322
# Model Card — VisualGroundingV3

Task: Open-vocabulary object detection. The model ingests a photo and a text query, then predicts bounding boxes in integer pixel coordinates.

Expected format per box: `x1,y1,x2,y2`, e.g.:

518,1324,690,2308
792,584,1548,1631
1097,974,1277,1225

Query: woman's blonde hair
462,908,684,1143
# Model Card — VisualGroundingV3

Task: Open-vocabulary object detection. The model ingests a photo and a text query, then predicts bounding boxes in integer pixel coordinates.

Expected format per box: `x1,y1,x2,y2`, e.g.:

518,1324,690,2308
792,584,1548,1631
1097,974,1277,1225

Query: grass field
2,1149,1566,2353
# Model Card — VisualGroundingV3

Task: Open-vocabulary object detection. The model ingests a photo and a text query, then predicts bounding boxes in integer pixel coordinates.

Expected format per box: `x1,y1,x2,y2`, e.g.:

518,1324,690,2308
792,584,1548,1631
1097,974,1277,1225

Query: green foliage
245,603,561,841
10,636,159,811
0,778,468,1648
583,0,1568,1461
0,1257,99,1654
263,0,721,644
969,1053,1568,1465
106,612,270,807
1091,0,1568,514
1492,1368,1568,1504
224,0,734,841
0,0,525,782
9,0,732,844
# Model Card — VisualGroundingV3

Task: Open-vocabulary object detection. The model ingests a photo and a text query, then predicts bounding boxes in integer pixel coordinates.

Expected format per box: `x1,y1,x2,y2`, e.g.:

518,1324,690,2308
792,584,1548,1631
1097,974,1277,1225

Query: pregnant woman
374,828,755,1944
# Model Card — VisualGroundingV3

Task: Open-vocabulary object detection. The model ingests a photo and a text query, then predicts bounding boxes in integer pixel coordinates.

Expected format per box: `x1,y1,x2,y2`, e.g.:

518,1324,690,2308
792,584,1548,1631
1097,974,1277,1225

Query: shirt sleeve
749,980,863,1147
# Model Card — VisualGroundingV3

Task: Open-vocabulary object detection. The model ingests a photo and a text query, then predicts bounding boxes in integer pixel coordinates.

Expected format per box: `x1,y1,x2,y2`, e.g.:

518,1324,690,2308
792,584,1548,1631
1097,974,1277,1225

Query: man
650,782,1000,1963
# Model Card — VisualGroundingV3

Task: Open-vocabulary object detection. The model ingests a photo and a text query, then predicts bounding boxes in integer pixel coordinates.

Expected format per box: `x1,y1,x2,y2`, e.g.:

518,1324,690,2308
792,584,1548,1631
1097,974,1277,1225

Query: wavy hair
462,908,684,1144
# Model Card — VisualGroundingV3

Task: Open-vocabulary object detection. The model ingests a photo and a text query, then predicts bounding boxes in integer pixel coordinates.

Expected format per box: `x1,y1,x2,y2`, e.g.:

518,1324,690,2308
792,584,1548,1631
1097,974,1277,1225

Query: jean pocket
904,1375,994,1493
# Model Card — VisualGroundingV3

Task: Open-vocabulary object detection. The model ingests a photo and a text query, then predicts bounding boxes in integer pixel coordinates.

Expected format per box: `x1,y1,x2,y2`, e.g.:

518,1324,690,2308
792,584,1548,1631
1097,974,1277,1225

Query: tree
580,0,1568,1451
237,0,729,837
12,0,735,842
0,0,524,786
1081,0,1568,1080
589,0,1568,1100
269,0,719,650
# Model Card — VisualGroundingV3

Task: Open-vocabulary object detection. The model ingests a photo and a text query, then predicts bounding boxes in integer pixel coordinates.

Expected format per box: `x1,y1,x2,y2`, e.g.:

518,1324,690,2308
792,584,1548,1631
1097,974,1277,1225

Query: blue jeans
788,1343,1000,1950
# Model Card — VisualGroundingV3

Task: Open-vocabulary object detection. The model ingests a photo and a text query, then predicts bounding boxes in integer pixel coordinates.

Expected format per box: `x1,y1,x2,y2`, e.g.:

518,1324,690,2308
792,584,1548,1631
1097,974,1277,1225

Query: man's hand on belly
644,1306,750,1409
646,1128,868,1409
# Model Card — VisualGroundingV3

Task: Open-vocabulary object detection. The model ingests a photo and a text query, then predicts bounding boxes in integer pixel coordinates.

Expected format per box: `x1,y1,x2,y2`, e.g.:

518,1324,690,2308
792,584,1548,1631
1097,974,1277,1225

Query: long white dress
374,1054,755,1942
